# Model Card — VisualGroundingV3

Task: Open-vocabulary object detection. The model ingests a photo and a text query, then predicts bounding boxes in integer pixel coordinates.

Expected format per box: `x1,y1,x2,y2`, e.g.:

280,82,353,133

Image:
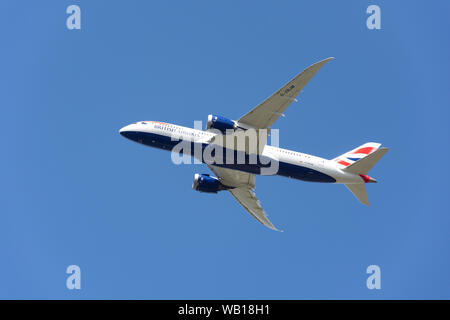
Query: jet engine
206,114,237,134
192,173,230,193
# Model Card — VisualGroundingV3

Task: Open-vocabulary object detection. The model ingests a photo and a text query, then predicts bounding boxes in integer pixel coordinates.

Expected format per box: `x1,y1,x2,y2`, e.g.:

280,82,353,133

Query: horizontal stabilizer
345,183,369,206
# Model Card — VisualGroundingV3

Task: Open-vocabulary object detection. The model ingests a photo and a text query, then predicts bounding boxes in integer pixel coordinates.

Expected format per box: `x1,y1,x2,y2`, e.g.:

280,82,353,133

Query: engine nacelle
206,114,236,134
192,173,228,193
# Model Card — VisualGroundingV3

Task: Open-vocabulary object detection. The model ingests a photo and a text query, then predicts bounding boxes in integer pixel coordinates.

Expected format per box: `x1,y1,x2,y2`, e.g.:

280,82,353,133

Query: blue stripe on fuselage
120,131,336,183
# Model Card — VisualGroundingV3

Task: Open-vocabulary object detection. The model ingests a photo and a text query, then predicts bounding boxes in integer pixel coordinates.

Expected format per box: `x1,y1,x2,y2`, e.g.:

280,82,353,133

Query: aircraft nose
119,126,126,136
119,124,131,134
119,124,137,140
120,123,138,133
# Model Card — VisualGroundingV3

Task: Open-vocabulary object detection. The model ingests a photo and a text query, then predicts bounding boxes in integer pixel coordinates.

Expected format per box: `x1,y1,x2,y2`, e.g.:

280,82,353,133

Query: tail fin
333,142,382,170
335,143,389,206
344,147,389,175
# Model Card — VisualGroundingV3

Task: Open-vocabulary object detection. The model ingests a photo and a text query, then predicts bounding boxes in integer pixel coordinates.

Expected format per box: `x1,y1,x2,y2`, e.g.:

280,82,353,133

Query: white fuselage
119,121,365,185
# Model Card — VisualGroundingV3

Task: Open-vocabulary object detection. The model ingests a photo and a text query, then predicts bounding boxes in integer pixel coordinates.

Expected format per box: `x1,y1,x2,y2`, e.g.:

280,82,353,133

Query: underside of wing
229,187,280,231
208,164,255,188
208,165,280,231
238,57,333,129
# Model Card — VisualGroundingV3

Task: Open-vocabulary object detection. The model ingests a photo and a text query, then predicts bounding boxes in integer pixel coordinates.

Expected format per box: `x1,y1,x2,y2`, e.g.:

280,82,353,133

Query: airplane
119,57,388,231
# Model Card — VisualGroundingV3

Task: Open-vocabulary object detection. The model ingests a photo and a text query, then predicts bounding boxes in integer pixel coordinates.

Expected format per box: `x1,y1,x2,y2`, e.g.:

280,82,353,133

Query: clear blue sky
1,1,449,299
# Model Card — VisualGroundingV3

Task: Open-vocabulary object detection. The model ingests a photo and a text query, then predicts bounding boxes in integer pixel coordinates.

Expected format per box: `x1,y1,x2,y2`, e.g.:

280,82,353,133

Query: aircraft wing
208,165,280,231
237,57,333,129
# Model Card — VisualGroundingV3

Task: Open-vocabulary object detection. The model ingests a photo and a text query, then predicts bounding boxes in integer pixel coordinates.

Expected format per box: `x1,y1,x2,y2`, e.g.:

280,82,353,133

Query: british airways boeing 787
119,58,388,231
